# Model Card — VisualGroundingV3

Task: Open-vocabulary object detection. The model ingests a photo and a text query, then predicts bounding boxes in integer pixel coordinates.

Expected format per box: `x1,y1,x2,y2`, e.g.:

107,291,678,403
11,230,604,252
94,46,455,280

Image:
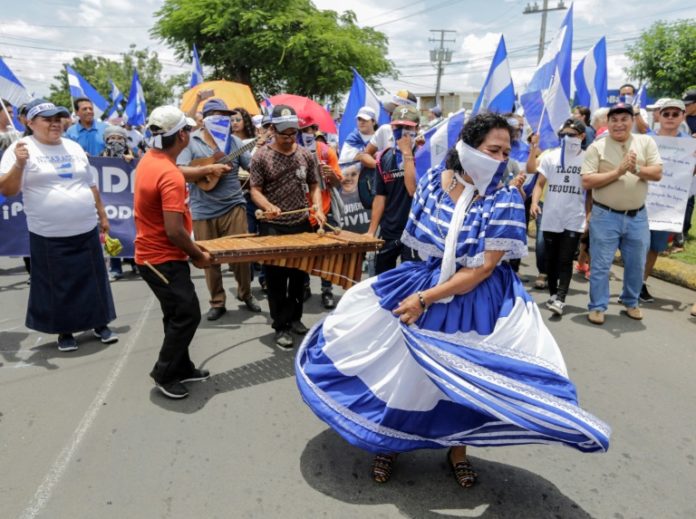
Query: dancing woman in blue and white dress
296,113,610,488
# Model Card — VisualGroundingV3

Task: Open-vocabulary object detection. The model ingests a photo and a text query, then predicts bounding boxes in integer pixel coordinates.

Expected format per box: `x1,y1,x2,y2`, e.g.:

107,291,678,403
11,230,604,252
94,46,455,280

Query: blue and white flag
190,44,204,89
414,109,466,180
339,68,390,151
123,69,147,127
471,36,516,116
105,79,125,119
520,4,574,150
65,65,109,118
573,36,607,113
259,94,273,115
203,115,231,154
0,57,31,107
633,83,648,109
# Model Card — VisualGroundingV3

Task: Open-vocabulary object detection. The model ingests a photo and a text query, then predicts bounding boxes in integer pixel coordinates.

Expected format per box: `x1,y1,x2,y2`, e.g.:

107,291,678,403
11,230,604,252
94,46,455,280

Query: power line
371,0,466,28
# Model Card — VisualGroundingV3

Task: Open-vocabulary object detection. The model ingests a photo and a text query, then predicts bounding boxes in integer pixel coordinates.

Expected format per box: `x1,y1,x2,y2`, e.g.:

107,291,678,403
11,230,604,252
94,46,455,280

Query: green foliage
48,46,188,115
625,19,696,98
152,0,395,102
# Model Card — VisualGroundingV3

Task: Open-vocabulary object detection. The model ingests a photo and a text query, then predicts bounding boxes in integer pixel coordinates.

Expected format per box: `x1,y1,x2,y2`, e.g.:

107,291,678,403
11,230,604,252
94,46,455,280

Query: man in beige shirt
581,102,663,325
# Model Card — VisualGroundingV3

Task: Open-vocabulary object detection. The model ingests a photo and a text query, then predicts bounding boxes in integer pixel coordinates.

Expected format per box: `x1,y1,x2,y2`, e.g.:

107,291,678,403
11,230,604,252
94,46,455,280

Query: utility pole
429,29,456,109
523,0,567,63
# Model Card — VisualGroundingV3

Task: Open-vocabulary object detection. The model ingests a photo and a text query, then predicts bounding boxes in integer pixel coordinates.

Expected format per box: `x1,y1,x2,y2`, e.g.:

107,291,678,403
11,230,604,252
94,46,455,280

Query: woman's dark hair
445,113,513,172
231,107,254,139
574,105,591,125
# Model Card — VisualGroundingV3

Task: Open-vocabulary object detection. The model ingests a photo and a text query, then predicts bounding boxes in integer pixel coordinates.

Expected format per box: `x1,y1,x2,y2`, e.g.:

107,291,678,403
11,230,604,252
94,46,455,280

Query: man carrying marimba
250,105,326,349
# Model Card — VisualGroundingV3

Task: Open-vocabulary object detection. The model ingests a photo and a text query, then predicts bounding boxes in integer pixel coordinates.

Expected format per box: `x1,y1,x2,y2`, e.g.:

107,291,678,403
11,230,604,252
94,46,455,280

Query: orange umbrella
181,80,259,115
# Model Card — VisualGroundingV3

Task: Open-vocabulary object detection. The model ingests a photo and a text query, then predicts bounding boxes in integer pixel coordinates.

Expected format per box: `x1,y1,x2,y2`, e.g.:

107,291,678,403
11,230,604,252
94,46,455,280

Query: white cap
146,106,196,149
357,106,376,121
147,106,195,135
647,98,669,111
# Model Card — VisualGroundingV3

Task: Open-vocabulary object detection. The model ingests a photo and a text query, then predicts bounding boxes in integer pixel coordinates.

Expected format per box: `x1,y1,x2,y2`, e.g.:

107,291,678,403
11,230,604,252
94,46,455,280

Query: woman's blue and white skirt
296,260,610,454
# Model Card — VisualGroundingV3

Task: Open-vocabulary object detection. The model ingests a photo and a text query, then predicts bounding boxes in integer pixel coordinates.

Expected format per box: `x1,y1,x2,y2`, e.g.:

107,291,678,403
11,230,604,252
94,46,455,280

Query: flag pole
0,98,17,131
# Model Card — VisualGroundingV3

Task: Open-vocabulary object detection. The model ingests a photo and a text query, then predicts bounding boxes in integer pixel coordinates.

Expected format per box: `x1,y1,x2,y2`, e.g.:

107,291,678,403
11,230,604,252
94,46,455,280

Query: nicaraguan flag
0,57,31,107
471,35,515,115
259,94,273,115
190,44,204,89
414,109,466,180
339,68,390,151
124,69,147,127
203,115,232,154
105,79,125,119
65,65,109,118
573,36,607,113
633,83,648,109
520,4,574,150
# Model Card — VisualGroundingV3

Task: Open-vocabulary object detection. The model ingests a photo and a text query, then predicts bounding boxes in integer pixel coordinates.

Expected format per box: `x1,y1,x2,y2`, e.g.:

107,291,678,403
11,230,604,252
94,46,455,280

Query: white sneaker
545,294,557,308
548,299,565,316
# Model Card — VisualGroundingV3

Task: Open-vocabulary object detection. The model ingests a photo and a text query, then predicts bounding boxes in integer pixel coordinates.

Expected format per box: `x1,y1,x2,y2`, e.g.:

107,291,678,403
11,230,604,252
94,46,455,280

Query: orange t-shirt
134,149,192,265
309,141,343,226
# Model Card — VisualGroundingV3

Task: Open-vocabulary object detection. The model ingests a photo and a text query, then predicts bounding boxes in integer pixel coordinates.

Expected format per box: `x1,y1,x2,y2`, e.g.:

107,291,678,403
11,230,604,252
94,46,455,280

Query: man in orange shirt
134,106,213,399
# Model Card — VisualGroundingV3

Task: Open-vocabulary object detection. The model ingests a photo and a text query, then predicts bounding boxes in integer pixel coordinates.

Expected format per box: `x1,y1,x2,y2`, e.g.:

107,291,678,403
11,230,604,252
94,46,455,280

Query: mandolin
189,138,258,191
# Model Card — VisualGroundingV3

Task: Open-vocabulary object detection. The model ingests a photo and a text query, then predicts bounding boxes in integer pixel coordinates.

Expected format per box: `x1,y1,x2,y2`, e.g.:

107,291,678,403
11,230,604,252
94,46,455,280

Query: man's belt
593,201,644,217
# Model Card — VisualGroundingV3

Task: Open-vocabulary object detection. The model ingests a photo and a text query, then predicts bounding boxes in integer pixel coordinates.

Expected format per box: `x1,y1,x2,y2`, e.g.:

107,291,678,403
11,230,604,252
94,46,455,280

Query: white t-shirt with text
0,137,97,237
538,146,587,234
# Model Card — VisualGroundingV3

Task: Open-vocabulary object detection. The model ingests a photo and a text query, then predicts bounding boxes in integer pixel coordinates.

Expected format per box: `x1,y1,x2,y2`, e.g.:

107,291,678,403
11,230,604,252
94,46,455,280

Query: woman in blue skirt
295,113,610,488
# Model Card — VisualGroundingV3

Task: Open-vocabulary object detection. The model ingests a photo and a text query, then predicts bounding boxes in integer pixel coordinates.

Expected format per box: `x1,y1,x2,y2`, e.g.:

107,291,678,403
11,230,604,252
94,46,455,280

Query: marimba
196,231,383,289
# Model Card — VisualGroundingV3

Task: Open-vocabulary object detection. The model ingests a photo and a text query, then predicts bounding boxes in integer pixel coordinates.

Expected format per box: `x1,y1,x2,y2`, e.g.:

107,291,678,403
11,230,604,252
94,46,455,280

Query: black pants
259,220,313,330
683,195,694,236
140,261,200,384
543,230,581,302
374,238,419,275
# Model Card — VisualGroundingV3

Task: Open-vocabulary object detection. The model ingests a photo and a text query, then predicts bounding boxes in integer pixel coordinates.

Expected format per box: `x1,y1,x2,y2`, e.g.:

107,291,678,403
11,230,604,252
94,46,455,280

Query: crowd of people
1,82,695,488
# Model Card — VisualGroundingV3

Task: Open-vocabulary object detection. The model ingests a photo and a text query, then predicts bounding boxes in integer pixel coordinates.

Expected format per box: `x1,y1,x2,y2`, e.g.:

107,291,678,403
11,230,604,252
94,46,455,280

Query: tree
625,19,696,99
48,46,188,114
152,0,395,101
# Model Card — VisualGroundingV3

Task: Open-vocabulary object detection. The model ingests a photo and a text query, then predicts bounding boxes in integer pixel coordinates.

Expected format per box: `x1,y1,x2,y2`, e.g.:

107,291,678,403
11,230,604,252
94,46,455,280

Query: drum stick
255,205,318,220
144,261,169,284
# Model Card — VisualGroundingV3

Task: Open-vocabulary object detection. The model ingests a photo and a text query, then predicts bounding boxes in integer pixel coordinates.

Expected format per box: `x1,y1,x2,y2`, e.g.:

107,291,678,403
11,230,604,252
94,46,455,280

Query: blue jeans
588,205,649,311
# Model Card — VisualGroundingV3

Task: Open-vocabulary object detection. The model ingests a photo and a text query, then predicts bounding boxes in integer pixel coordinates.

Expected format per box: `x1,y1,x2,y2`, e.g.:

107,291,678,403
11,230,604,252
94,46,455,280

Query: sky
2,0,695,103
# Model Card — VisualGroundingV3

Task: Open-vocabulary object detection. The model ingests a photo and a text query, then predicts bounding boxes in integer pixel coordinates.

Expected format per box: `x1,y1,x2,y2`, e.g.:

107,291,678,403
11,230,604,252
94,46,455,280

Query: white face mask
561,135,583,155
455,140,507,195
301,132,316,150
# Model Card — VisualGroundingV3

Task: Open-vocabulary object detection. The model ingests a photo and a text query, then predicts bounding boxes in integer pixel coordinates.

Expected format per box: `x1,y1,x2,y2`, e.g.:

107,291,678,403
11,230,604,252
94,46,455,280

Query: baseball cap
202,98,234,116
659,99,686,112
357,106,376,121
147,106,195,140
607,102,634,118
647,97,669,111
270,104,299,132
560,118,586,135
25,98,70,120
429,105,442,117
681,90,696,106
391,105,420,127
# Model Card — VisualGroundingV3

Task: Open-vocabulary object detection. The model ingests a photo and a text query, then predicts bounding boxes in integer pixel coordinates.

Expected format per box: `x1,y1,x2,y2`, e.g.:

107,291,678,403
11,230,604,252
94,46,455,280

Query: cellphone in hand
198,89,214,100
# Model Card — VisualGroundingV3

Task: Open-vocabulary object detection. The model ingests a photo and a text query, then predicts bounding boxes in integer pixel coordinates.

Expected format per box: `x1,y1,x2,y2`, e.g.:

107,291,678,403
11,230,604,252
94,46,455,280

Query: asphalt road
1,253,695,519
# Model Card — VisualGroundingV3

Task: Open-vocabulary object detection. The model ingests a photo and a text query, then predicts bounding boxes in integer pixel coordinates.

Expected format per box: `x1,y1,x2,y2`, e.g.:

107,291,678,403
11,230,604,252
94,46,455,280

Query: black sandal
371,453,397,483
447,448,477,488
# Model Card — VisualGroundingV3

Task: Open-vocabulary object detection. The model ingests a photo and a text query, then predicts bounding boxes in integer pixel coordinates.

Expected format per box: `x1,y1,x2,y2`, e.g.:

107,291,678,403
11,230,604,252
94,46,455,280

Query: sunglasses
277,129,298,138
660,111,682,119
230,117,243,123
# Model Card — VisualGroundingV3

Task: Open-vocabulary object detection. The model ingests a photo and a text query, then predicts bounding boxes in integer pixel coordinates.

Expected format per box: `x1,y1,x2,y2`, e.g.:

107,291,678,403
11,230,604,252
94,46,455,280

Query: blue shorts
649,230,671,253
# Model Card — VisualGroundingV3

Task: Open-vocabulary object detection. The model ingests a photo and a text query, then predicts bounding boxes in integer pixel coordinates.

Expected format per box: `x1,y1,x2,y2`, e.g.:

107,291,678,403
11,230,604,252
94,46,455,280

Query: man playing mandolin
177,98,262,320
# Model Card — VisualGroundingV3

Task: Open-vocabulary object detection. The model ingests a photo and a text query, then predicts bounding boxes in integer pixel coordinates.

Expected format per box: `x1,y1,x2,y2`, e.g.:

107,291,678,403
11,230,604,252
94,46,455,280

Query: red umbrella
268,94,337,134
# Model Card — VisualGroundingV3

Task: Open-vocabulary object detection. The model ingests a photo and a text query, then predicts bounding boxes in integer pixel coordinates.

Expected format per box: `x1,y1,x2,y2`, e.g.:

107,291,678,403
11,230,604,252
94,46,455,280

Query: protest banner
646,136,696,232
0,157,136,257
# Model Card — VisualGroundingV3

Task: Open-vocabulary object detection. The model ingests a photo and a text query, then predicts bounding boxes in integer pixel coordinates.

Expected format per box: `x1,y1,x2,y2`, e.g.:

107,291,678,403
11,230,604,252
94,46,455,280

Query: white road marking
19,296,155,519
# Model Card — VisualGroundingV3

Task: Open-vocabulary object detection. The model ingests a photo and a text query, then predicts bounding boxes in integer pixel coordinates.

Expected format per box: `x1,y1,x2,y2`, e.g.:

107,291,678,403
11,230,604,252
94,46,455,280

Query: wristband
417,291,428,310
